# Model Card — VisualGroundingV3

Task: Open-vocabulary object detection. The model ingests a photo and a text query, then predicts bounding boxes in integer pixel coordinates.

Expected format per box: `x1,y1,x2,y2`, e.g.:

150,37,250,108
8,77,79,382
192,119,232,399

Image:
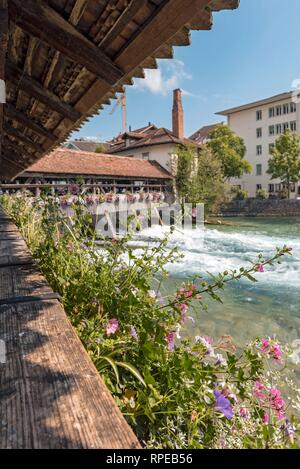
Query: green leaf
115,361,146,387
100,356,120,384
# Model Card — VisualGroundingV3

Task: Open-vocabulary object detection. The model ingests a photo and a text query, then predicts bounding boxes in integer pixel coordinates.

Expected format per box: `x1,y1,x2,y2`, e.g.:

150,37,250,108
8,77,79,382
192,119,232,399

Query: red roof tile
108,127,199,154
24,148,172,179
189,123,223,144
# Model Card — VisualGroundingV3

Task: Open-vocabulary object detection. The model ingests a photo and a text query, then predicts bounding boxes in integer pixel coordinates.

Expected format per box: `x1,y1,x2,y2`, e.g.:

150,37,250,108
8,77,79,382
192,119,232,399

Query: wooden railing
0,205,140,449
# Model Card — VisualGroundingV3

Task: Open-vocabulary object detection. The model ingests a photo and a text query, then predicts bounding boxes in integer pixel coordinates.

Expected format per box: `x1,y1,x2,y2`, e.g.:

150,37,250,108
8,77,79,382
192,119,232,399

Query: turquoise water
138,218,300,348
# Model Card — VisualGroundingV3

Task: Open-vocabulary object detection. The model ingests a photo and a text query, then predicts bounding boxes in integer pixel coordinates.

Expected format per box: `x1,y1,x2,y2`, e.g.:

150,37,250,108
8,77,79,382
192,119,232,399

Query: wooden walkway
0,206,140,449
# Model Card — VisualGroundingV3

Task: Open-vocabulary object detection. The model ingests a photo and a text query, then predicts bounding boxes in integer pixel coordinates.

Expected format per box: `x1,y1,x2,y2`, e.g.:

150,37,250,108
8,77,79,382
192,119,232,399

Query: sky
71,0,300,142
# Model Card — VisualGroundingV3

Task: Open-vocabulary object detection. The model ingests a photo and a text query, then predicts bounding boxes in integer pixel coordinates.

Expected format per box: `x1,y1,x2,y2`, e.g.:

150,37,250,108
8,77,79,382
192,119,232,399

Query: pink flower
239,407,248,418
262,413,269,424
178,303,188,324
261,338,270,353
176,284,196,300
271,343,283,361
165,331,176,350
257,263,264,273
276,411,286,420
106,319,119,336
253,380,265,400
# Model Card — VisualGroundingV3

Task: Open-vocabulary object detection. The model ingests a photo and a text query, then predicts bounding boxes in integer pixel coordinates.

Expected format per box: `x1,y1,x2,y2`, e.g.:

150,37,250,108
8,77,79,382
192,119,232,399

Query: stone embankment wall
219,198,300,217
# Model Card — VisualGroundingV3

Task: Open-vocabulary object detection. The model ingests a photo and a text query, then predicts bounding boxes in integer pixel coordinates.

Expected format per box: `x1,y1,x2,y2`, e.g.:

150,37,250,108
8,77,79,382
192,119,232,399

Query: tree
175,144,195,200
95,143,107,153
267,129,300,199
175,145,226,214
208,125,251,180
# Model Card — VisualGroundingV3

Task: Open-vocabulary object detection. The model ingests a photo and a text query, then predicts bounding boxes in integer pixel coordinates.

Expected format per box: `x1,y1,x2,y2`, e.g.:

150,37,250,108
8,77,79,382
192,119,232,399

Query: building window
256,110,262,121
269,107,275,118
256,128,262,138
142,152,150,160
276,123,282,135
256,184,262,191
283,103,289,115
276,105,282,116
283,122,289,132
256,145,262,156
290,121,297,132
269,143,275,154
291,102,297,113
256,164,262,176
275,183,281,192
269,125,275,136
291,183,296,193
268,184,275,193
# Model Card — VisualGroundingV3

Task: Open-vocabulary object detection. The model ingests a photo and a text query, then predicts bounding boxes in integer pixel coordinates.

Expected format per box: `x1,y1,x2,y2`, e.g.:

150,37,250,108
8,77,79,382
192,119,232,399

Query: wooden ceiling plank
9,0,123,85
5,105,57,142
114,0,210,72
4,125,44,153
0,0,8,159
99,0,149,50
7,62,82,121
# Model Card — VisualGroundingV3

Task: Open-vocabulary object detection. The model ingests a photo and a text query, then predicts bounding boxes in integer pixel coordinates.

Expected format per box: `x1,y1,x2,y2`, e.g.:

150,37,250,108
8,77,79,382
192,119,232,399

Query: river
136,217,300,349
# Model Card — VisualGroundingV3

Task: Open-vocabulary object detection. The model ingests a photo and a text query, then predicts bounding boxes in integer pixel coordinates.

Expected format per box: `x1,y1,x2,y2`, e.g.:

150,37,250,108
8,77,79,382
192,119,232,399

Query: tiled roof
24,148,172,179
189,123,223,144
108,127,199,154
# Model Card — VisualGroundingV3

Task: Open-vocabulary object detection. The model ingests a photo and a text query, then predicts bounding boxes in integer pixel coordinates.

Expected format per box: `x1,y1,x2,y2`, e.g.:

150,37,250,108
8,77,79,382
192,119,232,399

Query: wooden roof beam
114,0,212,73
5,105,57,142
7,62,82,122
0,0,8,159
3,138,36,157
4,125,45,153
9,0,123,85
99,0,149,50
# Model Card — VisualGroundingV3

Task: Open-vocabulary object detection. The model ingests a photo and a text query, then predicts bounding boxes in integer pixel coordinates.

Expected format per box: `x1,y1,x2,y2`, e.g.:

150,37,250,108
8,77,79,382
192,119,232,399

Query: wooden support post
0,0,8,160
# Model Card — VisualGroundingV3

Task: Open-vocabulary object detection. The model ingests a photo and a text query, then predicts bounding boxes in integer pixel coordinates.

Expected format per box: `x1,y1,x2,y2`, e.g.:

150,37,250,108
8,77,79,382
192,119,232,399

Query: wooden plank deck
0,205,140,449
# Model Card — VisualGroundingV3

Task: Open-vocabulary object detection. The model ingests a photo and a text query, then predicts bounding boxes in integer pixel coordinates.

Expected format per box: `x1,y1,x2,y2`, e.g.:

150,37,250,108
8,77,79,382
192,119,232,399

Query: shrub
231,187,249,200
256,189,269,200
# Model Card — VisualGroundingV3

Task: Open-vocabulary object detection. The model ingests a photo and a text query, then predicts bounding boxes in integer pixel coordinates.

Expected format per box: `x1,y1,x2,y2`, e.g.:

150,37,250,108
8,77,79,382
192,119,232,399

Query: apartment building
217,92,299,198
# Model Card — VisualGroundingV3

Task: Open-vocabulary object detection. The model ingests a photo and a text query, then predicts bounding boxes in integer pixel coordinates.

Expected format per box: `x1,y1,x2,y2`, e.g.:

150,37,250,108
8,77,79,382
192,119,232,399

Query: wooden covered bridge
0,0,239,449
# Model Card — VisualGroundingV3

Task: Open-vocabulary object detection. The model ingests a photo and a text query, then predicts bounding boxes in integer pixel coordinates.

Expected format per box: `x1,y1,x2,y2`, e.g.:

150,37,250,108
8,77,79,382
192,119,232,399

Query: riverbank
218,198,300,217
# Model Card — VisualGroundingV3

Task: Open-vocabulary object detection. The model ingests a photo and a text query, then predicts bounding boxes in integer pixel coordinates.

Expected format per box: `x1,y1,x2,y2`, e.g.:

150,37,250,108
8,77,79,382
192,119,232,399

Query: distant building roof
189,123,223,144
108,126,198,154
24,148,172,180
217,92,296,116
64,140,108,153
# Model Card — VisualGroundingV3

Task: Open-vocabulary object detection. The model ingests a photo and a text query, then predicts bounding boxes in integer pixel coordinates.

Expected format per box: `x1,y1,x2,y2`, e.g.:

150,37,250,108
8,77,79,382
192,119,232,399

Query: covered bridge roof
23,148,173,179
0,0,239,180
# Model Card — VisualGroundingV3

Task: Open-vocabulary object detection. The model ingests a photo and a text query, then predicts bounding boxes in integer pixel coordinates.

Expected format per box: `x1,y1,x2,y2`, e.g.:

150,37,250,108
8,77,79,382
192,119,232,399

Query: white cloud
133,59,193,96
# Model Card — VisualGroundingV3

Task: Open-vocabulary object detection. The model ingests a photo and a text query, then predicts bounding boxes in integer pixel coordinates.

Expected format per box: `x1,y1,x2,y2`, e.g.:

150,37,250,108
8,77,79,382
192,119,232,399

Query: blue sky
71,0,300,142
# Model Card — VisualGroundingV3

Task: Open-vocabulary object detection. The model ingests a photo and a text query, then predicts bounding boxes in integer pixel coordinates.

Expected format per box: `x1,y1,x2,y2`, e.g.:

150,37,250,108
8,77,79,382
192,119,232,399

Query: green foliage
256,189,269,200
175,144,195,200
95,143,107,153
175,145,228,214
231,186,249,200
1,192,299,449
267,130,300,198
208,125,252,180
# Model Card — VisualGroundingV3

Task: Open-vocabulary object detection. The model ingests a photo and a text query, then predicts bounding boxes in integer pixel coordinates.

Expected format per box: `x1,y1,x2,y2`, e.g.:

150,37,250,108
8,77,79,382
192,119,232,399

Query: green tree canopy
208,124,251,180
175,144,226,214
267,129,300,198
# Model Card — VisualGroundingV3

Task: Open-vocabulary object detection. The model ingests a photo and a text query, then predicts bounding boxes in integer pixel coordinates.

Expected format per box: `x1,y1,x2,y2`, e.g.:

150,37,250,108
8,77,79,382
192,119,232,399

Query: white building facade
218,92,300,198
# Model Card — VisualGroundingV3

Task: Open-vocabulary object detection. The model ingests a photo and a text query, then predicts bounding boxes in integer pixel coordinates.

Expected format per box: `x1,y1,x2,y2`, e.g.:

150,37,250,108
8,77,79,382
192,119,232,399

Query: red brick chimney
172,88,184,139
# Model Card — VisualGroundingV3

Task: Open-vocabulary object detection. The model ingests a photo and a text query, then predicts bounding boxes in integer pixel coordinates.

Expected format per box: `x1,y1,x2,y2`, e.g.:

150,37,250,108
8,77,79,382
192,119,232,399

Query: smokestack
172,88,184,139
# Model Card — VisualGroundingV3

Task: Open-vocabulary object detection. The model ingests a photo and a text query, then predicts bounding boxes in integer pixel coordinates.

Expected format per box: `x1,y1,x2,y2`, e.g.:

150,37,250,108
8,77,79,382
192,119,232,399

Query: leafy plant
1,192,299,449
